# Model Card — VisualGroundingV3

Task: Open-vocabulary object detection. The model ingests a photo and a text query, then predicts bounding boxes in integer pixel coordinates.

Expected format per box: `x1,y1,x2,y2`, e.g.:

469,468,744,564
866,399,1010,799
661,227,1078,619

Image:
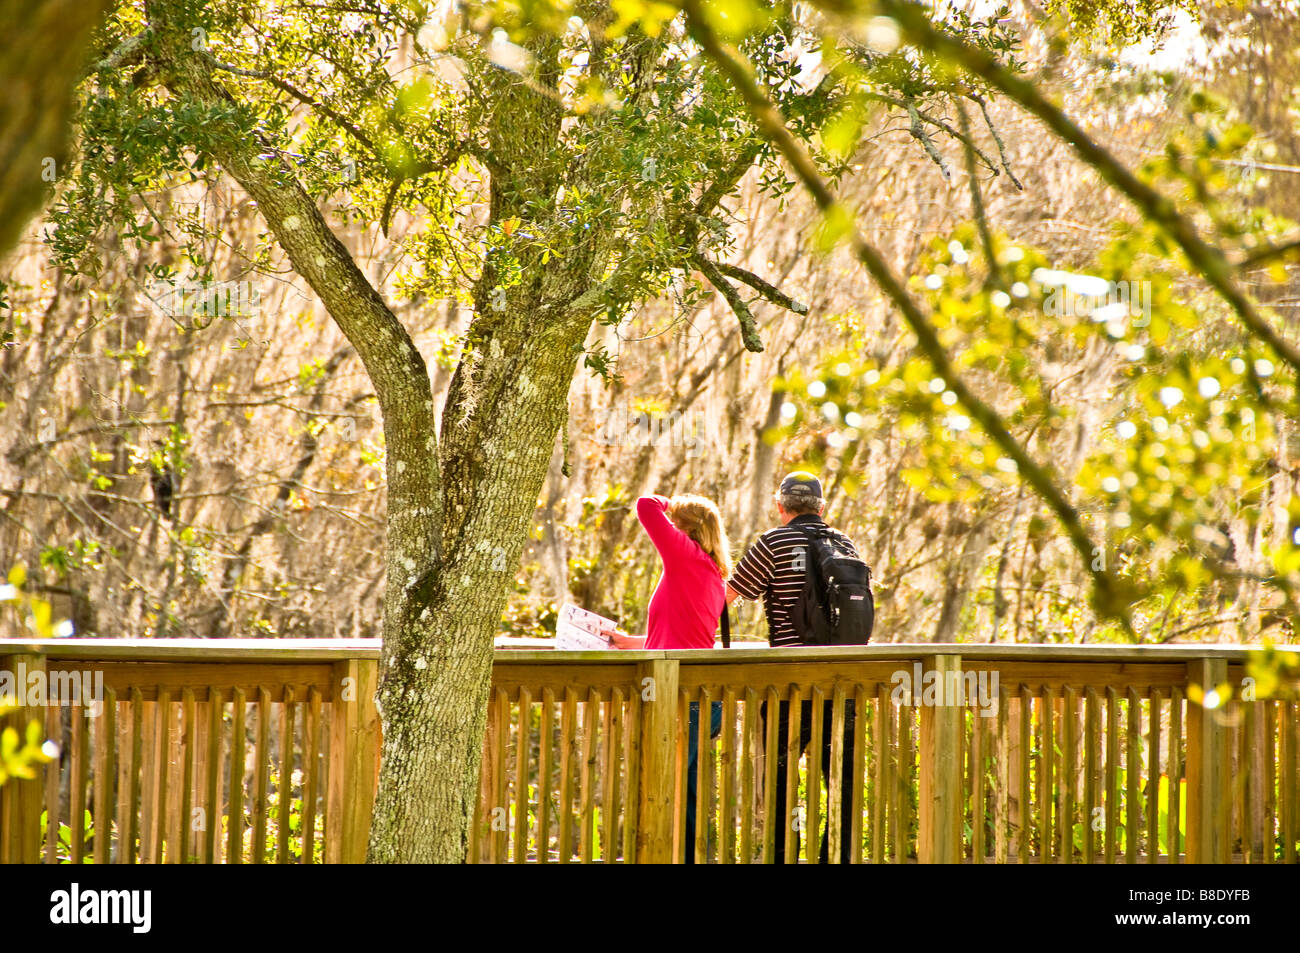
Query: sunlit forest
3,0,1298,650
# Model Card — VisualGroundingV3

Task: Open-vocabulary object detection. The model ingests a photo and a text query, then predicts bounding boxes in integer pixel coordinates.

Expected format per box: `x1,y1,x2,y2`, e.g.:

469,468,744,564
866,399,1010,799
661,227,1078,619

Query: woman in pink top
606,493,730,862
605,494,730,650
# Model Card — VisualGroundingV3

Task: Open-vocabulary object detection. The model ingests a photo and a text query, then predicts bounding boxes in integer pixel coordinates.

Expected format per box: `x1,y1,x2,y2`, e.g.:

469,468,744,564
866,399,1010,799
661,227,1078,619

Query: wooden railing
0,639,379,864
475,644,1299,863
2,640,1297,863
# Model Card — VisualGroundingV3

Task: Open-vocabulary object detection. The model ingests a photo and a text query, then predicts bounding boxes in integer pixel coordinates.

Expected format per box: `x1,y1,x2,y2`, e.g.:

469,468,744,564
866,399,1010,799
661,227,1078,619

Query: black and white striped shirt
728,514,861,646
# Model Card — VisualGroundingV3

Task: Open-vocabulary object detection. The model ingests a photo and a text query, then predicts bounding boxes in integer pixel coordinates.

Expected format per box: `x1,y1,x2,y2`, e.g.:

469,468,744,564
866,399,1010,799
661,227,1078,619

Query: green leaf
813,203,854,253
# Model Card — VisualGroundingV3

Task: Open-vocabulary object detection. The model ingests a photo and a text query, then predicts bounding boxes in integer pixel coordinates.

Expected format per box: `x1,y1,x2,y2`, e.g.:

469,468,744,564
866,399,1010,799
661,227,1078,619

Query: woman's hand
602,626,645,650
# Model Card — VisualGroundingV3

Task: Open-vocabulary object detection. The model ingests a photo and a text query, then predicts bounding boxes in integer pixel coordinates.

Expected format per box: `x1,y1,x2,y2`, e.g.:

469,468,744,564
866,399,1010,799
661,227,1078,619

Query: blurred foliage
1,565,58,786
767,83,1300,643
1043,0,1201,47
1,562,72,639
0,704,51,788
39,809,95,862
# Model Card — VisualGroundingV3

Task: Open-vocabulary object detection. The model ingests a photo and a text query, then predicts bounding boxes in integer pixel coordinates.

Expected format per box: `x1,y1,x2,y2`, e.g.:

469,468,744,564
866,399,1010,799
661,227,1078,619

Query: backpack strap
720,605,730,648
790,523,831,585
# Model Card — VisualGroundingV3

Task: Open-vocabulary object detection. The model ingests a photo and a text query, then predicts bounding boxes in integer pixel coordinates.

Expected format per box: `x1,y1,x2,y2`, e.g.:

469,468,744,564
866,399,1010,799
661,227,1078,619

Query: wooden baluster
1146,689,1161,864
720,686,738,864
971,691,985,864
1018,684,1031,865
537,687,554,863
228,688,246,864
1282,701,1296,864
623,686,641,863
252,687,270,864
1186,659,1230,863
557,686,577,863
179,687,195,863
1105,686,1118,864
851,683,867,866
1040,685,1054,863
807,685,824,864
1168,686,1182,863
634,659,678,864
578,687,596,864
277,687,295,863
762,685,779,864
517,687,533,864
827,684,845,864
301,686,321,864
874,683,891,864
1083,686,1097,865
918,655,962,864
44,686,64,864
1060,686,1076,864
784,684,802,864
740,686,757,864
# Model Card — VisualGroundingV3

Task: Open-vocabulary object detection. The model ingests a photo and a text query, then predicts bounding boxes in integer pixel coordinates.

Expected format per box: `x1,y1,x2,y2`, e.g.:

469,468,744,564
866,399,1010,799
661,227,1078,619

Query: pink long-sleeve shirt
636,495,725,650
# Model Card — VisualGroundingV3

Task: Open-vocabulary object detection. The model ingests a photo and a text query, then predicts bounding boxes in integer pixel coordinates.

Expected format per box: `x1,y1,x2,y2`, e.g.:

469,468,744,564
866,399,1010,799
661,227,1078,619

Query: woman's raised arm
635,494,694,562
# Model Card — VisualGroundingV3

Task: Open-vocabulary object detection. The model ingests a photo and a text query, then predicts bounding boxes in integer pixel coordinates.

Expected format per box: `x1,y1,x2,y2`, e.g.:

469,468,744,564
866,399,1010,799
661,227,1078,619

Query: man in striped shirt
725,471,859,863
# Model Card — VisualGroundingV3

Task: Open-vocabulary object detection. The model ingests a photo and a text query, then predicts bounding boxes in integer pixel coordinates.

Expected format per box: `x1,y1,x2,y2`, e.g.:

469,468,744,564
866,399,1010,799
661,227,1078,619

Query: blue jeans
684,701,723,863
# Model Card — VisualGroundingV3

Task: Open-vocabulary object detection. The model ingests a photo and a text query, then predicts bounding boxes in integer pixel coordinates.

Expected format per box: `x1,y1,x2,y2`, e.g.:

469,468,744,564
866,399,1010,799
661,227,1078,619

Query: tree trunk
369,300,592,860
933,512,994,644
538,433,571,608
0,0,111,257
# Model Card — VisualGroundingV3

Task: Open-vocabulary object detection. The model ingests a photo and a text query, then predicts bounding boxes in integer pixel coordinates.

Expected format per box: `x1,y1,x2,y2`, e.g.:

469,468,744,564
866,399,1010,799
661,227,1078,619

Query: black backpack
789,524,874,645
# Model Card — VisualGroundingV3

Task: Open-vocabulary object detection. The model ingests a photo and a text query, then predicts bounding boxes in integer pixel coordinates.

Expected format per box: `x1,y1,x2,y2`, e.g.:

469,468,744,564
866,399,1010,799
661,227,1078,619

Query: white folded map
554,602,615,651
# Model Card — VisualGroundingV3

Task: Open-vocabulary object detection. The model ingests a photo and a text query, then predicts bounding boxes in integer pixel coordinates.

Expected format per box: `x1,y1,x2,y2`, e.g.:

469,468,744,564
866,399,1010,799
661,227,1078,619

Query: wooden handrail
0,638,381,660
486,643,1271,661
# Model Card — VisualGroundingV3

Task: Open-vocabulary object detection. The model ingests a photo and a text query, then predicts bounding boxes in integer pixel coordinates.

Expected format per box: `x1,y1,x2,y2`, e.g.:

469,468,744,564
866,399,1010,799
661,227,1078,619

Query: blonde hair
667,495,731,577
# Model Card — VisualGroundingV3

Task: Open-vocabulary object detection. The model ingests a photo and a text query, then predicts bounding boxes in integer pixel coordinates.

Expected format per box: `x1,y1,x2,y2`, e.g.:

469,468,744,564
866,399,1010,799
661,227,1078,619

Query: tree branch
6,418,176,466
859,91,1001,176
679,0,1133,628
871,0,1300,378
712,260,808,314
692,253,764,352
206,53,378,155
146,1,443,570
969,91,1023,190
95,32,148,72
955,97,1002,290
1234,235,1300,272
566,139,767,317
905,96,952,181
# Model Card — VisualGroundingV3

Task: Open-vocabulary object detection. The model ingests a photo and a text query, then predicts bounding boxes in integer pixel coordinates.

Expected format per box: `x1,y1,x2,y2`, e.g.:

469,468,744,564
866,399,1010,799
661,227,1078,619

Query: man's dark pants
761,698,857,864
